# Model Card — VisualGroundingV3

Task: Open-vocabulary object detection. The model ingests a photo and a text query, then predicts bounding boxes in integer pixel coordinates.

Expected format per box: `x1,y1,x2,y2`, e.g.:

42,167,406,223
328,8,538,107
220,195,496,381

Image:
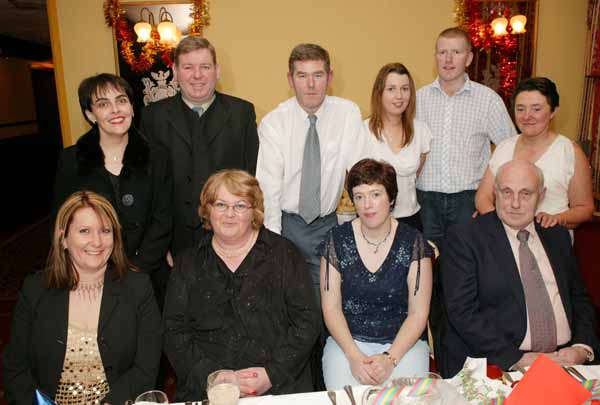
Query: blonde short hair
198,170,265,231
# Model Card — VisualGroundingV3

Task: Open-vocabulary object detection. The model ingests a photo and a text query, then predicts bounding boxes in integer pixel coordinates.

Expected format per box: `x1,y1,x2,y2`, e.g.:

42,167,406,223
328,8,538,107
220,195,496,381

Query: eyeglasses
211,201,252,213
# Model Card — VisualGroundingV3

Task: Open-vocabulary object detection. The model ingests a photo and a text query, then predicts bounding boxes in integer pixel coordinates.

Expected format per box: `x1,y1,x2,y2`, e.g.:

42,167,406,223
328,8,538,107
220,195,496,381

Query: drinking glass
134,390,169,404
207,369,240,405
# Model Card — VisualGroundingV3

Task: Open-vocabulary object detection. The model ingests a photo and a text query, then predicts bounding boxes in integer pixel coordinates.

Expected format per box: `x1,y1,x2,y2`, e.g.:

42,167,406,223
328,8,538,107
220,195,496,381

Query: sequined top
54,324,109,404
320,221,433,344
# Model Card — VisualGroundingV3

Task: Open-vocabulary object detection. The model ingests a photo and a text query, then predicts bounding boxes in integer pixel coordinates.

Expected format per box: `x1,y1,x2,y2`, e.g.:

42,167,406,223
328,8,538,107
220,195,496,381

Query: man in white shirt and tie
256,43,367,299
440,159,598,377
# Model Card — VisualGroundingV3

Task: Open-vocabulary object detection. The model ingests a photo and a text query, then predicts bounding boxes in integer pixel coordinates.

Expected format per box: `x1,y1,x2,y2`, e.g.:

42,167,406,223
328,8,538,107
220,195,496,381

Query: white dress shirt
416,75,516,193
256,96,368,234
363,118,432,218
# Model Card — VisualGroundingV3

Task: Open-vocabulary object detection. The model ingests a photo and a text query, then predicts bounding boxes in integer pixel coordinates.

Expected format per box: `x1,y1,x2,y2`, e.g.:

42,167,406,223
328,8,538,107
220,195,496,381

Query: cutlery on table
327,390,337,404
343,385,357,405
501,371,515,386
563,366,585,382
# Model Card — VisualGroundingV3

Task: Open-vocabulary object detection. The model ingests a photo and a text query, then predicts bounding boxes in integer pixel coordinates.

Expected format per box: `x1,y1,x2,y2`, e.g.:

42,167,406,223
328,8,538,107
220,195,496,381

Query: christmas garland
454,0,519,99
103,0,210,74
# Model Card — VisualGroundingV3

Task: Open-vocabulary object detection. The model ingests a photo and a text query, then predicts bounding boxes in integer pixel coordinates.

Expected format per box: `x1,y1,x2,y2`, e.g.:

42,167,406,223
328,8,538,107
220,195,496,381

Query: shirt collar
293,95,327,122
502,220,538,242
432,73,472,96
181,93,216,112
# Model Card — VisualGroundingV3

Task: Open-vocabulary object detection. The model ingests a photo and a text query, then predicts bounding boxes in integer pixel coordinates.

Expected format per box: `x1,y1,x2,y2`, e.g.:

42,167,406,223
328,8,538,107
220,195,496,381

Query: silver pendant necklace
360,220,392,253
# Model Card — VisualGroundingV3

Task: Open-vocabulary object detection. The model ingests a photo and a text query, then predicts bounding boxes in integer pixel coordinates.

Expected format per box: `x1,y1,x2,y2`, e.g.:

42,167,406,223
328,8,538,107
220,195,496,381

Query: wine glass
207,369,240,405
134,390,169,404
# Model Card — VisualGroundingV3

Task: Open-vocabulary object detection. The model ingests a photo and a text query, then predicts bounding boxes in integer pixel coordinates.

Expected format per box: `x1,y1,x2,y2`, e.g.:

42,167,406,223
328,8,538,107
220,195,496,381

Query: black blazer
440,212,599,377
2,268,162,404
139,92,259,256
52,128,173,275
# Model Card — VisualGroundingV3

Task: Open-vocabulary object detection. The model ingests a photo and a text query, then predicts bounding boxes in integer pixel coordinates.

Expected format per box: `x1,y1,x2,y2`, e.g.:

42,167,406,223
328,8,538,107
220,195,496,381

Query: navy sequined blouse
320,221,433,344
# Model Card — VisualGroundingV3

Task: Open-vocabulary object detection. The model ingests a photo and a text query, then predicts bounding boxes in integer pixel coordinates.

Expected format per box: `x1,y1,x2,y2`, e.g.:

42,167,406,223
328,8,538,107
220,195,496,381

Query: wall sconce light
491,17,509,36
491,14,527,37
157,7,177,44
133,7,155,43
510,14,527,34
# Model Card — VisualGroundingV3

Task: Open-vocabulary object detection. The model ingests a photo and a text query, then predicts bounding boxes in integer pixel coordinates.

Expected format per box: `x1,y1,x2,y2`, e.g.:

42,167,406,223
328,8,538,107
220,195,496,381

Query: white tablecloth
173,365,600,405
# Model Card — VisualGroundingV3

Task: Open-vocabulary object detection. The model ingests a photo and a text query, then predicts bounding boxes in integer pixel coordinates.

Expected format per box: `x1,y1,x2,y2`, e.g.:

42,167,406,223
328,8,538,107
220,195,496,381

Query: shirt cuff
572,344,595,362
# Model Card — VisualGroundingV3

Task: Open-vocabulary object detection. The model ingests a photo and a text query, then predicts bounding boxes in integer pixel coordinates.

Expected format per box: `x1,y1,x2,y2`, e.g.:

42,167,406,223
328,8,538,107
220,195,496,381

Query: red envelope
505,355,591,405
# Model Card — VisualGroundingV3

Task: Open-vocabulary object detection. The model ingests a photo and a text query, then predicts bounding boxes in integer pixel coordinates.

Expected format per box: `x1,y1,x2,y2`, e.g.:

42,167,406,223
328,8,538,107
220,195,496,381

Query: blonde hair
198,170,265,231
47,191,130,289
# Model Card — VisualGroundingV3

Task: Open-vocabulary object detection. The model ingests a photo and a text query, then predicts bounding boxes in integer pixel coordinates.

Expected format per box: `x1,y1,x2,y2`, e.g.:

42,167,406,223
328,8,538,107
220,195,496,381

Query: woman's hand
348,352,379,385
364,354,395,384
235,367,272,397
535,212,566,228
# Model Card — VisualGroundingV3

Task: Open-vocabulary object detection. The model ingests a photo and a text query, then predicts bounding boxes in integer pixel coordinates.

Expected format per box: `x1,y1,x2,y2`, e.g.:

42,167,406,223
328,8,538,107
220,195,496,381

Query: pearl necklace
360,220,392,254
212,231,258,259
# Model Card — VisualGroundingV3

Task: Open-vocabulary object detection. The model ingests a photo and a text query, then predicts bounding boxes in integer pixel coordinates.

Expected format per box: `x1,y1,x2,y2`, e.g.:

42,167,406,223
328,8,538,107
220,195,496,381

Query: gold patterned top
55,324,109,405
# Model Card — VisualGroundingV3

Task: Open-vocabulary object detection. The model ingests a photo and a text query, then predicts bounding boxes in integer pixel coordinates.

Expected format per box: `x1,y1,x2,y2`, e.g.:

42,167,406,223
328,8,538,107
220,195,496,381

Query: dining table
172,365,600,405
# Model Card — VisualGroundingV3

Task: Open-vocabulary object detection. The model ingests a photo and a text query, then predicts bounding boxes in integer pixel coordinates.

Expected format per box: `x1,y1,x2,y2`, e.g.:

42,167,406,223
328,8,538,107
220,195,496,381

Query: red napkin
505,355,591,405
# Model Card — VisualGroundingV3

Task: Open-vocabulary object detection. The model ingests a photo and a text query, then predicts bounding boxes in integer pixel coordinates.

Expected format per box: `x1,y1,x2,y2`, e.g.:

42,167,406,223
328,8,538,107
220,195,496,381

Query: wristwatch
382,351,398,367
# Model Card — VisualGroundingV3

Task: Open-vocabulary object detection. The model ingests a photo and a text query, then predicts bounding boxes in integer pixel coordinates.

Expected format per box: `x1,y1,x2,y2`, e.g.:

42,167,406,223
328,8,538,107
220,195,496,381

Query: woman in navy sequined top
320,159,433,390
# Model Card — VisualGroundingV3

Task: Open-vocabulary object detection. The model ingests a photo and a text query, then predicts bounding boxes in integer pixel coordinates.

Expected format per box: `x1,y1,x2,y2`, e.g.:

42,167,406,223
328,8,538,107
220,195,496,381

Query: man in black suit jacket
140,36,259,257
441,159,598,377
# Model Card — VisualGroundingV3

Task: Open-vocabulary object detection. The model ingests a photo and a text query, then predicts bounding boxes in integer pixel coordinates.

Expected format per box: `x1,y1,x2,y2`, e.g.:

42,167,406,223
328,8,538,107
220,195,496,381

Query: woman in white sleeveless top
475,77,593,229
364,63,431,231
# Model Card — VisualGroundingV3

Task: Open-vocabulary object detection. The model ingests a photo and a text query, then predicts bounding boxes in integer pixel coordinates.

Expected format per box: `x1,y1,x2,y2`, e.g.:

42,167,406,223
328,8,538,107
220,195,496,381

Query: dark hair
347,159,398,209
288,43,331,73
513,77,560,112
369,63,416,147
78,73,134,125
437,27,472,51
47,191,130,289
174,35,217,65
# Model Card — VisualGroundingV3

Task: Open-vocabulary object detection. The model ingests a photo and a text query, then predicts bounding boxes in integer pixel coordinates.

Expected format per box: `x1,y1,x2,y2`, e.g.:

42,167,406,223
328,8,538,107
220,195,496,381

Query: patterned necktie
192,106,204,117
517,229,557,352
298,114,321,224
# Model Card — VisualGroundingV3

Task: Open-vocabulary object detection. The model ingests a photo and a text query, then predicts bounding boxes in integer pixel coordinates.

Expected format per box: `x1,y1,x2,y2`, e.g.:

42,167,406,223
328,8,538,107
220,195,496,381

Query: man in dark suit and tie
441,159,598,377
140,36,259,257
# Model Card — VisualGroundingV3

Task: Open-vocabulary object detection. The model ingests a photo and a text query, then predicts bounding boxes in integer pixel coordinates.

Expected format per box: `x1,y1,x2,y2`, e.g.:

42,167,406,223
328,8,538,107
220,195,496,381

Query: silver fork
343,385,357,405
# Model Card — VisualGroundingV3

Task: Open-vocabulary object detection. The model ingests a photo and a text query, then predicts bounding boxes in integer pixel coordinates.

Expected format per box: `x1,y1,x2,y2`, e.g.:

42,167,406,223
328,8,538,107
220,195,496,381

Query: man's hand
556,347,590,365
514,352,560,368
166,250,174,268
235,367,272,397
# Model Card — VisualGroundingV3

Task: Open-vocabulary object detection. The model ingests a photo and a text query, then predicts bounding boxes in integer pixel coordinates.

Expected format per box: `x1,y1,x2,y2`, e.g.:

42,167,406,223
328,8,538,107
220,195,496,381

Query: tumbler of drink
134,390,169,404
207,369,240,405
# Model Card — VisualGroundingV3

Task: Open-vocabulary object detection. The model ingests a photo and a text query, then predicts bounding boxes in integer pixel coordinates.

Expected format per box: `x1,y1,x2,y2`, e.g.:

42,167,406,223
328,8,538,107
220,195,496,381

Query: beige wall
535,0,588,139
49,0,587,145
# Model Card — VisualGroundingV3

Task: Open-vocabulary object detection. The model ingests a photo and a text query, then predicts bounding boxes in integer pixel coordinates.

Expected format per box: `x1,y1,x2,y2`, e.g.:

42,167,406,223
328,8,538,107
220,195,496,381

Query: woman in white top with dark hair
475,77,594,229
364,63,431,231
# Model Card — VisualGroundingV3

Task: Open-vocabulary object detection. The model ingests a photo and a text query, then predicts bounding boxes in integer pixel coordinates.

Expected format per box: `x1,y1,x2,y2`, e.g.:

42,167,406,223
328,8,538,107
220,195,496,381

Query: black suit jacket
440,212,599,377
139,92,259,255
52,127,173,276
2,268,162,404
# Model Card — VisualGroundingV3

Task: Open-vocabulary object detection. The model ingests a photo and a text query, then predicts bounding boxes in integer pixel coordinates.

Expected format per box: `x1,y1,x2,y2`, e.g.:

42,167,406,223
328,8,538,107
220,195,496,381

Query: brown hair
437,27,472,51
47,191,130,289
369,63,416,147
288,43,331,73
174,35,217,65
513,77,560,112
347,159,398,210
198,170,265,231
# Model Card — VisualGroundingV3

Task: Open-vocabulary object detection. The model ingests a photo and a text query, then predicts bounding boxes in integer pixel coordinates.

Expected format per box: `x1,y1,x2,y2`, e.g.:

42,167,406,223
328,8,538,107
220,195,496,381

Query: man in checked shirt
416,27,516,366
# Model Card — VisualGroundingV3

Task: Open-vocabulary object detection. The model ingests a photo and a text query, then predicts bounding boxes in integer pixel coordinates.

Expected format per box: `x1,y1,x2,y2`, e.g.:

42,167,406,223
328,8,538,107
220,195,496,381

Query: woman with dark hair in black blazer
52,73,173,305
3,191,162,404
